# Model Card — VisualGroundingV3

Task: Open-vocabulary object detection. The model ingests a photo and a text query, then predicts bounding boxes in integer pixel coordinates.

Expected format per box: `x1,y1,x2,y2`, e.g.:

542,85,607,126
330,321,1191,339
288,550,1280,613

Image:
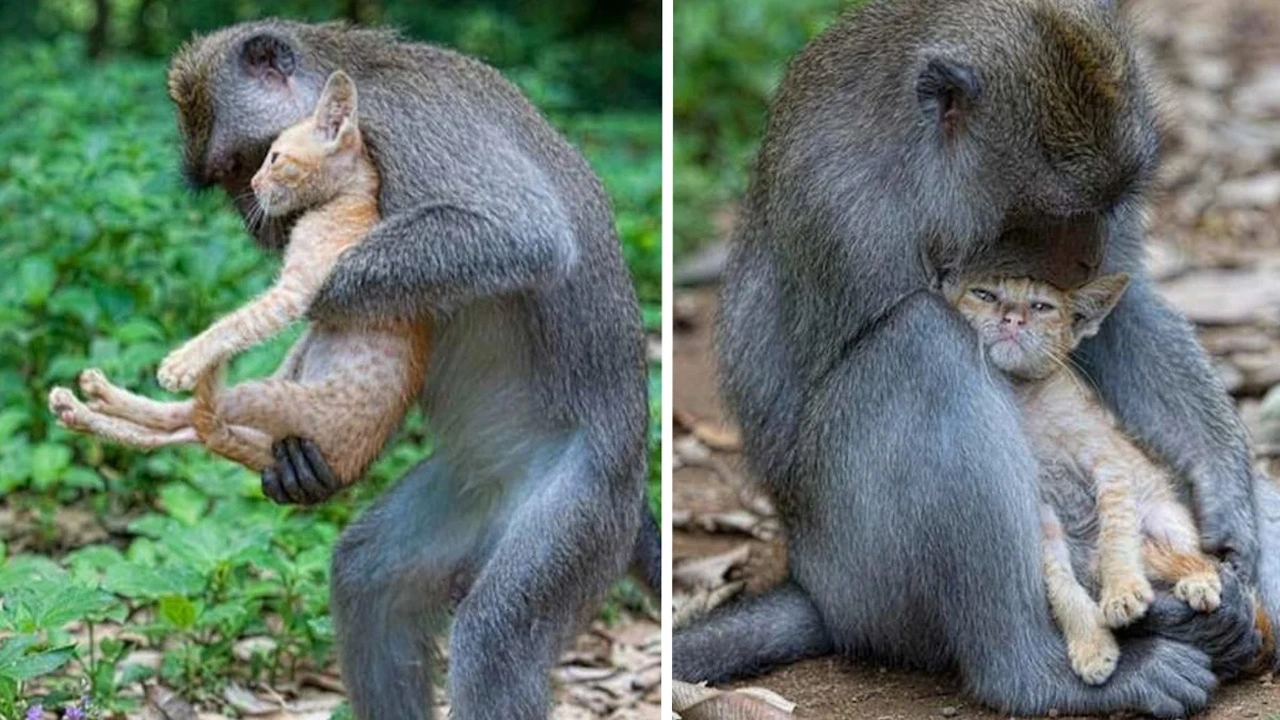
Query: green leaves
0,636,75,682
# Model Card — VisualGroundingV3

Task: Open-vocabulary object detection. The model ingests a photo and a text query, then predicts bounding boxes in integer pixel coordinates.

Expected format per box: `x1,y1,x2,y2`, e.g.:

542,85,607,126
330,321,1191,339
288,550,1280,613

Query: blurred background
672,0,1280,717
0,1,659,718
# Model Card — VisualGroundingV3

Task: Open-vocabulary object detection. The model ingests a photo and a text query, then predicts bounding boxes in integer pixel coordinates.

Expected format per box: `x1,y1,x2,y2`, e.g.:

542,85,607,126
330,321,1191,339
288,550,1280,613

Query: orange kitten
48,70,430,489
948,274,1222,685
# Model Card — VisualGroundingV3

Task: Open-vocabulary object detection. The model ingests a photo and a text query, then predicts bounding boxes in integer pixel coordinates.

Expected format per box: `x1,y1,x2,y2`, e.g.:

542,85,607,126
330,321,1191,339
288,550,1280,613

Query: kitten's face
948,274,1130,381
250,70,362,217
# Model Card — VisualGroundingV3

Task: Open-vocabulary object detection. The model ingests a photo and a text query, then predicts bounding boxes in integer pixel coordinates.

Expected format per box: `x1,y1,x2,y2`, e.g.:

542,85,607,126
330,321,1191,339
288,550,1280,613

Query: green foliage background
673,0,857,257
0,1,658,715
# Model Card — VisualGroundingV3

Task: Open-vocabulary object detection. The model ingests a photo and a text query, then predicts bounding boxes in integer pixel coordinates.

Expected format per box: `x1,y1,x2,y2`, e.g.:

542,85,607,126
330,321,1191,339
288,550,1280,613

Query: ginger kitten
48,70,430,490
948,274,1224,685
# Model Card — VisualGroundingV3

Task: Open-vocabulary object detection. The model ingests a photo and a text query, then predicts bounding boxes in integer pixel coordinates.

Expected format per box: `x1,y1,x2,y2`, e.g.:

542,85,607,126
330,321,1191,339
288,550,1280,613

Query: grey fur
169,20,652,719
676,0,1277,715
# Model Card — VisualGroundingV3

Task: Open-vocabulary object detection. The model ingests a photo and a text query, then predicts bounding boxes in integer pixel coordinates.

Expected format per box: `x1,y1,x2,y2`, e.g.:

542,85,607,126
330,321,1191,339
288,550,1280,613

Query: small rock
940,706,960,717
1218,172,1280,208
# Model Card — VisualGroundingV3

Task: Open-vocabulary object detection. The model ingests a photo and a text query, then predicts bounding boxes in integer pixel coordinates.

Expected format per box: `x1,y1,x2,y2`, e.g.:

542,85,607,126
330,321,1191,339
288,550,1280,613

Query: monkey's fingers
286,437,341,504
261,464,292,505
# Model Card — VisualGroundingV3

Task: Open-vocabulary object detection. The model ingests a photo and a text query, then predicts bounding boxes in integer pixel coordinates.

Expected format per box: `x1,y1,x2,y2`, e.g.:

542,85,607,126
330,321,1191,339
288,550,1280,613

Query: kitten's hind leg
49,387,198,449
1141,498,1222,612
77,368,194,431
1041,505,1120,685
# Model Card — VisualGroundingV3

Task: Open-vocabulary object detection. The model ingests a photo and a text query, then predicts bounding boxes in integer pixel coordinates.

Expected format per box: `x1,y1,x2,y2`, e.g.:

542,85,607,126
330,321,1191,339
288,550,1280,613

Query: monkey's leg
448,441,628,720
76,368,194,431
1256,476,1280,670
1077,276,1257,580
48,387,198,449
1041,505,1118,685
331,459,488,720
790,292,1212,717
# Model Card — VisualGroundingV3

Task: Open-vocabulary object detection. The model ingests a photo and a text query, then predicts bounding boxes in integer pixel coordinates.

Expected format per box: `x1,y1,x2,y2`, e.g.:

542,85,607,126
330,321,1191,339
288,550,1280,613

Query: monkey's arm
1076,276,1259,580
308,190,576,325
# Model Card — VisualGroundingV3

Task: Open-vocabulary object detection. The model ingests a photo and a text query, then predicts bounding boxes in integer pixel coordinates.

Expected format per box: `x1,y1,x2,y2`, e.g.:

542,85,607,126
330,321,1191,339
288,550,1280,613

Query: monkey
672,0,1279,717
166,19,657,719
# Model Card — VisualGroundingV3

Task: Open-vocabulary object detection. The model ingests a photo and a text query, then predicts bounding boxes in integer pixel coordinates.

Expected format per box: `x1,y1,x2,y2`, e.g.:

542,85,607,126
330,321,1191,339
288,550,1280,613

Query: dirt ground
671,0,1280,717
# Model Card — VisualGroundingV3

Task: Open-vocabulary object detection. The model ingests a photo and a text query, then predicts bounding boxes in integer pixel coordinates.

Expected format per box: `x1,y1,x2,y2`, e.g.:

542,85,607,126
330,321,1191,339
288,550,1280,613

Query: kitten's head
250,70,364,217
947,273,1130,380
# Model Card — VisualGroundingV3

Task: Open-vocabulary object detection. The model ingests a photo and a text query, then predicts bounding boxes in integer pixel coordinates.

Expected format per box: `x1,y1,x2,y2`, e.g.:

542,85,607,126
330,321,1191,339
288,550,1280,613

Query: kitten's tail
673,580,832,684
190,365,225,442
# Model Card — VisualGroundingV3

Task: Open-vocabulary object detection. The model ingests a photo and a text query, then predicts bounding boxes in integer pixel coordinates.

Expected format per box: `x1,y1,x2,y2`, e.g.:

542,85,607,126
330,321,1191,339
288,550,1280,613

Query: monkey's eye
969,288,997,303
1030,302,1056,312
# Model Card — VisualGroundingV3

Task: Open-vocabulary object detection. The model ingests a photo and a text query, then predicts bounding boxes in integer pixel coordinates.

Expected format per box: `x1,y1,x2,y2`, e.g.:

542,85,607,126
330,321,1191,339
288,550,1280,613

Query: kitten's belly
291,325,421,386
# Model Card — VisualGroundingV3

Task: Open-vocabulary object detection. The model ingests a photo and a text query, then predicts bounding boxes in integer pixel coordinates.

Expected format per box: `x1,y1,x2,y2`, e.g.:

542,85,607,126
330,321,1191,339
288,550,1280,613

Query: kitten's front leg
1092,446,1155,628
158,282,311,392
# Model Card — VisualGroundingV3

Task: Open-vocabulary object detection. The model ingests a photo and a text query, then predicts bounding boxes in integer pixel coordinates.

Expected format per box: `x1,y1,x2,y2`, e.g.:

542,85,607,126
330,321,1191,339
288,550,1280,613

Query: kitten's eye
970,288,997,303
1031,302,1056,312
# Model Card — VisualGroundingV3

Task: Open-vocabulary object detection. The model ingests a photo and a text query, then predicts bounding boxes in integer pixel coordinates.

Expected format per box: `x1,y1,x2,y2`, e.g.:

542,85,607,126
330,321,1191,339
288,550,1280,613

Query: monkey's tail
630,502,661,596
672,580,833,684
1255,474,1280,671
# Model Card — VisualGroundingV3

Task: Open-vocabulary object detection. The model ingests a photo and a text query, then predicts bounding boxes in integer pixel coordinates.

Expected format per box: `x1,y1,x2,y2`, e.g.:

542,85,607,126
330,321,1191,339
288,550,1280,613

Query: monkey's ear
1070,273,1130,340
314,71,359,144
240,33,297,86
916,57,981,140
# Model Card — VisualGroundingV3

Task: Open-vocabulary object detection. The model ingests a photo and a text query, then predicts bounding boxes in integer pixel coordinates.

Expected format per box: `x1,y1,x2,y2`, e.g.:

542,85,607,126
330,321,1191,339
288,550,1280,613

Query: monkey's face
167,24,325,243
950,274,1128,381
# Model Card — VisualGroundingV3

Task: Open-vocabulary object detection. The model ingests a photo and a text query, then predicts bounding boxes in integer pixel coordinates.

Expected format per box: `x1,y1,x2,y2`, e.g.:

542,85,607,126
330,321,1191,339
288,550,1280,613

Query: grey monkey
674,0,1279,717
167,20,656,719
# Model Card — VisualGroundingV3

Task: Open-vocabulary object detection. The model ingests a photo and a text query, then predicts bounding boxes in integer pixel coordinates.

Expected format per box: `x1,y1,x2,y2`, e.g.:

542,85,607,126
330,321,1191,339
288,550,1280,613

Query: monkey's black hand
262,437,342,505
1131,566,1262,680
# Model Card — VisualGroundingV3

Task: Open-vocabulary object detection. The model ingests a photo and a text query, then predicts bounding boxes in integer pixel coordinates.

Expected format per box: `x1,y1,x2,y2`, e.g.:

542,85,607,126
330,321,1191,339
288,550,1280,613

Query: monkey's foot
1067,627,1120,685
1174,574,1222,613
1101,576,1154,628
157,344,212,392
48,387,90,432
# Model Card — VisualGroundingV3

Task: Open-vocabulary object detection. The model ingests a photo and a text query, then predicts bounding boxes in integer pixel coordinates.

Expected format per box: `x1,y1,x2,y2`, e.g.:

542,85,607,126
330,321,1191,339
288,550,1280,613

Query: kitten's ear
314,70,359,145
916,56,981,141
1071,273,1130,340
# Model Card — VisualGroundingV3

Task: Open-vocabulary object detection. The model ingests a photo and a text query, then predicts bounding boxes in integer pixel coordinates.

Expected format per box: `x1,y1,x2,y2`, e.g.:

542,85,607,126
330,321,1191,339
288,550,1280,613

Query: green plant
673,0,858,256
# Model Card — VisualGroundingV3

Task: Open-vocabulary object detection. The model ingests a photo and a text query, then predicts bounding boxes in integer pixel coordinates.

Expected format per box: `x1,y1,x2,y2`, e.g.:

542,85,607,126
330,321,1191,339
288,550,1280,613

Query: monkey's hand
158,340,221,392
261,437,342,505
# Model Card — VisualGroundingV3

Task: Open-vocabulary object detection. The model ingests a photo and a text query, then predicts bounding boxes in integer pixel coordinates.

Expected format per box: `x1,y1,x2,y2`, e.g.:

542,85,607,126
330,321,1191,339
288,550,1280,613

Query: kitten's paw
78,367,108,399
1101,576,1154,628
1174,574,1222,613
157,346,208,392
1069,628,1120,685
48,387,88,431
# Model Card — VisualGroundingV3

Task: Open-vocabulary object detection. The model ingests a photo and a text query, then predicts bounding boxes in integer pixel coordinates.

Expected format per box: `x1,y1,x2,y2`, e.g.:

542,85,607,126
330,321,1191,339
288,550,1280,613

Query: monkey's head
948,273,1129,380
167,20,334,245
251,71,366,217
911,0,1162,275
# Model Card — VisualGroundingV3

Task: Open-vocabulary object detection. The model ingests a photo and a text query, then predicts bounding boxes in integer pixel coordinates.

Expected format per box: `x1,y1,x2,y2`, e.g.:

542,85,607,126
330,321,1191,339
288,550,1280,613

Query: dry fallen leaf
672,680,796,720
674,544,751,590
673,582,745,629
